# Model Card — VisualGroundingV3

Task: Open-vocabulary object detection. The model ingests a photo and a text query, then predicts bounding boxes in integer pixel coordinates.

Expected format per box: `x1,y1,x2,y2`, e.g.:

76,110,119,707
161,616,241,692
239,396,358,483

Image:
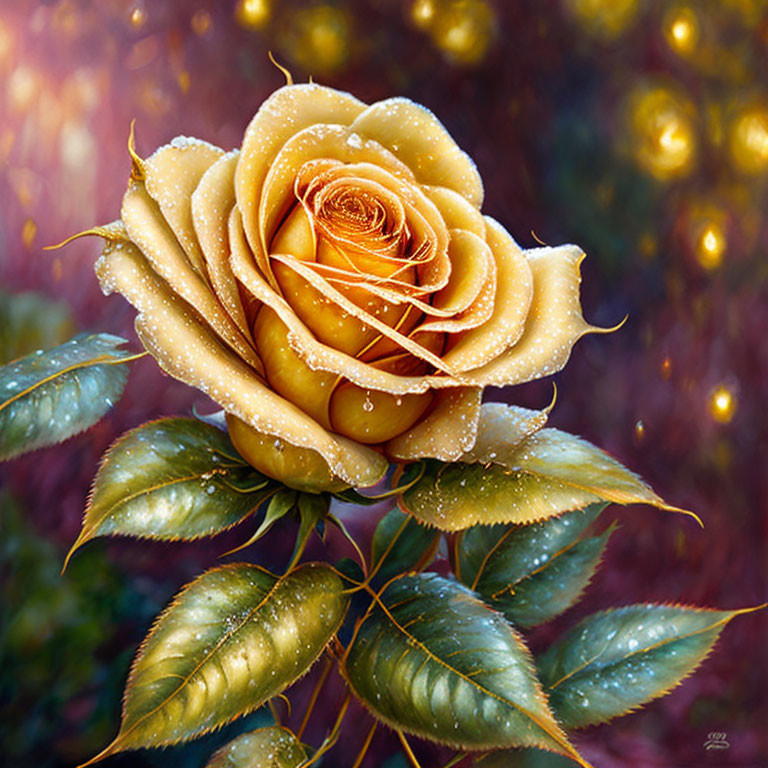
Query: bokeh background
1,1,767,766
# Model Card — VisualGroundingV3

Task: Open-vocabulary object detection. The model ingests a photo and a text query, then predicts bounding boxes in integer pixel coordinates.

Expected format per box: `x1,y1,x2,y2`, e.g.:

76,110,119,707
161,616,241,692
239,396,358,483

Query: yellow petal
463,244,608,387
226,413,350,493
191,149,255,347
431,229,493,314
270,203,317,262
252,305,336,429
423,185,486,237
387,387,482,461
95,237,387,488
329,384,433,444
235,84,367,286
442,217,533,371
271,253,457,375
121,181,263,372
229,206,463,395
271,258,396,357
258,124,415,282
351,97,484,208
143,136,225,280
460,402,549,463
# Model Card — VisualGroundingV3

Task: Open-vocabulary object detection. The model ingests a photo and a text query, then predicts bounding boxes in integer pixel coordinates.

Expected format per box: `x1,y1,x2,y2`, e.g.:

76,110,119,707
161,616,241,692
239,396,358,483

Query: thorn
268,51,293,85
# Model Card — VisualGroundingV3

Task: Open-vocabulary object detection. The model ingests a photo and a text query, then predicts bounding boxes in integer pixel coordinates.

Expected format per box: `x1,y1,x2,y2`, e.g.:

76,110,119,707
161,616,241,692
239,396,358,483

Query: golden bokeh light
708,385,736,423
627,85,697,180
661,356,672,380
8,66,40,113
729,106,768,174
411,0,437,29
191,10,212,36
696,221,726,270
663,6,698,56
563,0,639,40
236,0,271,30
130,6,147,29
431,0,495,65
282,5,350,75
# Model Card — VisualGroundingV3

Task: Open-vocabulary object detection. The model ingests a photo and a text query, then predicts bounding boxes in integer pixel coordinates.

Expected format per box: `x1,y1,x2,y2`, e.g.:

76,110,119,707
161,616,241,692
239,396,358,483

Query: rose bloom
93,84,604,492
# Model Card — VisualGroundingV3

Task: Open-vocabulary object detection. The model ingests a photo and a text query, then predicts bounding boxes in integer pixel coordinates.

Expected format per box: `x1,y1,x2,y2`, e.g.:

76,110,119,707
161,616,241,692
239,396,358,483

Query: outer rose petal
442,217,533,371
460,402,550,463
143,136,224,280
191,149,255,347
386,387,483,461
462,245,611,387
121,180,262,372
236,84,367,285
351,97,484,208
94,237,388,488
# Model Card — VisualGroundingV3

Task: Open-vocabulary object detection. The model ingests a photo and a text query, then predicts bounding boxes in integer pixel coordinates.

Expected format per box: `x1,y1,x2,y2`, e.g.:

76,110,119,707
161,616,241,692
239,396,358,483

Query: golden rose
92,84,605,492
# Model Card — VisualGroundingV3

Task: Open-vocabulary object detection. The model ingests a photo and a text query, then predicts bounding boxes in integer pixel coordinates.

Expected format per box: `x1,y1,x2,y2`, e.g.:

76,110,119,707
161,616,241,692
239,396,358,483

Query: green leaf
65,418,275,568
205,726,307,768
371,508,440,585
456,505,610,628
224,489,298,557
0,333,136,461
82,562,349,764
400,427,700,531
289,493,329,568
538,603,763,728
0,289,75,364
343,573,590,766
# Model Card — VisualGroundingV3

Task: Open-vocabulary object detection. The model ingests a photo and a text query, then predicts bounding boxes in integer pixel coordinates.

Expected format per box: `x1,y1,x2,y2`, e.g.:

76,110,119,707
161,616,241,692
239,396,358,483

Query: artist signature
703,731,730,751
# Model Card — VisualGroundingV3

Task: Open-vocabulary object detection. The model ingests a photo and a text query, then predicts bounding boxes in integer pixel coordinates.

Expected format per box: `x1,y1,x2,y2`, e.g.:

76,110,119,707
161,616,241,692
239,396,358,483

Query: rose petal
270,258,404,357
386,387,483,461
229,207,463,395
351,97,484,208
122,181,263,371
441,217,533,371
329,384,433,444
258,123,416,284
143,136,224,280
271,253,457,375
95,237,387,488
460,402,550,463
226,414,351,493
253,305,337,429
191,149,255,347
463,244,610,387
423,185,486,237
236,84,367,285
431,229,493,314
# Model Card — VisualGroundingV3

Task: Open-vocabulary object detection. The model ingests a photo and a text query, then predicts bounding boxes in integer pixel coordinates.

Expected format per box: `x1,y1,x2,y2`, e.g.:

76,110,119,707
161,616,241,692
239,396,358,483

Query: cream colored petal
144,137,225,279
423,185,485,237
441,217,533,371
191,149,254,345
460,402,549,463
121,181,263,372
351,97,484,208
236,84,367,283
271,253,457,375
229,206,464,395
463,244,609,387
271,204,318,262
259,124,416,283
386,387,482,461
95,238,387,488
431,229,492,313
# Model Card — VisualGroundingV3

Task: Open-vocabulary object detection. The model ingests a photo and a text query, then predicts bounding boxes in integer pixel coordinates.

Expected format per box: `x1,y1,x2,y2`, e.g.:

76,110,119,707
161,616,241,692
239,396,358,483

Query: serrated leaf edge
342,582,592,767
79,562,348,766
545,602,766,728
63,417,264,572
